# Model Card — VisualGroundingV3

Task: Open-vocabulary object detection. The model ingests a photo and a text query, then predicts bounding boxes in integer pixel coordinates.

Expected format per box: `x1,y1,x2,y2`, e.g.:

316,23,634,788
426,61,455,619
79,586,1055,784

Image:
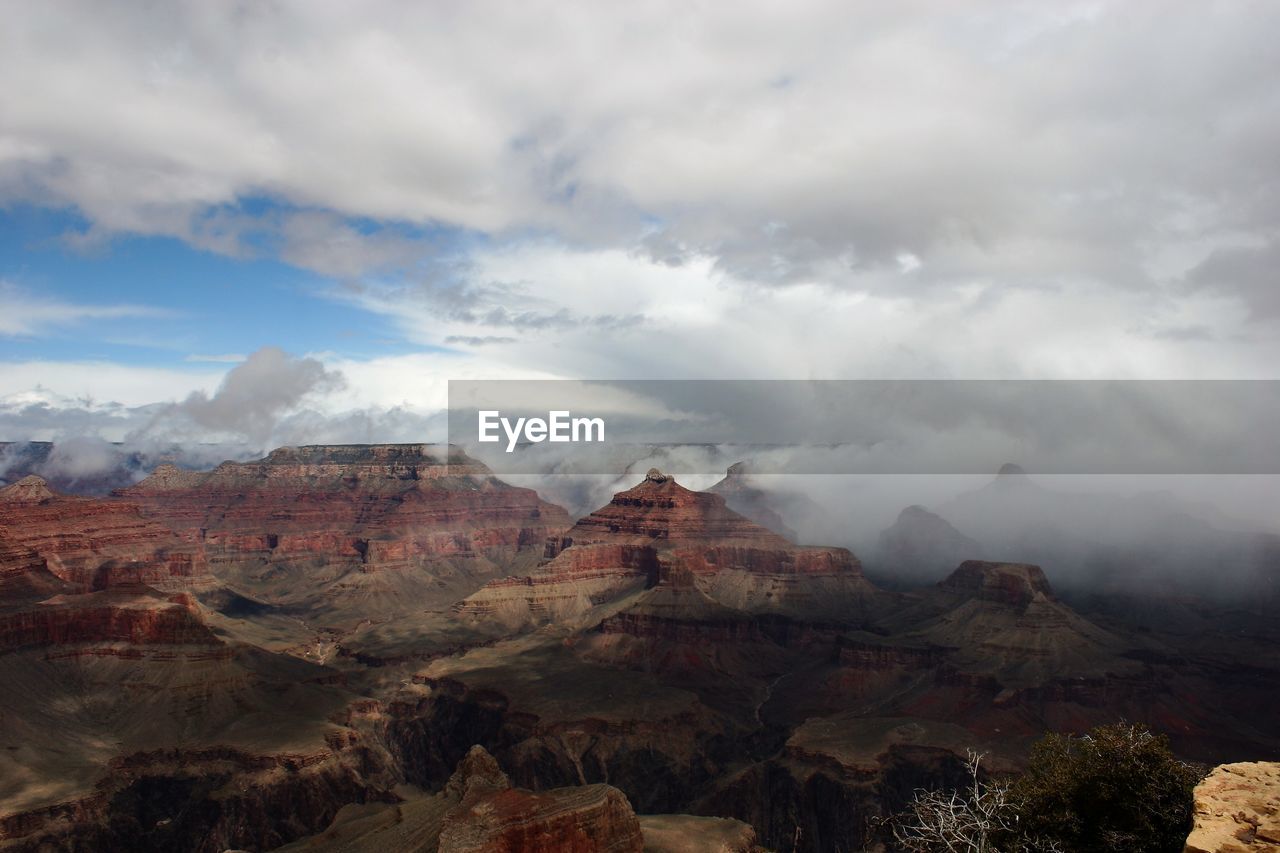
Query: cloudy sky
2,0,1278,448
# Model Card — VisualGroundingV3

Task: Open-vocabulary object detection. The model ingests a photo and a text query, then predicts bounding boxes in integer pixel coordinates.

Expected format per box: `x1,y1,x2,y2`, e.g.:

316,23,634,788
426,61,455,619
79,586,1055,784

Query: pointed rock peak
123,463,203,493
939,559,1053,605
146,463,187,482
725,461,749,478
888,505,973,538
445,745,511,803
570,466,788,545
621,468,694,498
0,475,55,503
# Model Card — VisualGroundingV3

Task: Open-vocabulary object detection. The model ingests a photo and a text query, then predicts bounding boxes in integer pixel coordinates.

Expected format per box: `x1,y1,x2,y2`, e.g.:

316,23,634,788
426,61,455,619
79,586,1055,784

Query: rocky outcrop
0,479,224,654
437,745,644,853
1185,762,1280,852
268,746,756,853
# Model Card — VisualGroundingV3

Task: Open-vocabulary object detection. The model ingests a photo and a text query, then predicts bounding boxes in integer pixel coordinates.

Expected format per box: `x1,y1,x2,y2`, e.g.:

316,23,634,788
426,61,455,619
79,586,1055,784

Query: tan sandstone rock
1185,762,1280,852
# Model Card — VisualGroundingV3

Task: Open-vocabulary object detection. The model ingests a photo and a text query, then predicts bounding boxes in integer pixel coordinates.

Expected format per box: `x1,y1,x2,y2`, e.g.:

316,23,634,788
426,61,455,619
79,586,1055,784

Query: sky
2,0,1279,451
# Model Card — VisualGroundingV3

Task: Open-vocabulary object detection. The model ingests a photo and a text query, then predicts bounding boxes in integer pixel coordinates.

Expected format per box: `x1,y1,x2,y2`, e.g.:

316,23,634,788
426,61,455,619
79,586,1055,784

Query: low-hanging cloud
0,348,443,493
130,347,345,446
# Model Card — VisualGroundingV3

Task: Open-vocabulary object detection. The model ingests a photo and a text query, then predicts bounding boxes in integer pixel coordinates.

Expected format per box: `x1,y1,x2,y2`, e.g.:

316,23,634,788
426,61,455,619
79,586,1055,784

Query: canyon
0,444,1277,852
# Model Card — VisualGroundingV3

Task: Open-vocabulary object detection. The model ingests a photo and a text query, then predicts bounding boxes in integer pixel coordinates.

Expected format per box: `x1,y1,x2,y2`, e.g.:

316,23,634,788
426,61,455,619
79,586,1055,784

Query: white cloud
0,282,169,336
335,243,1280,381
1,0,1279,452
0,361,221,410
1,1,1276,303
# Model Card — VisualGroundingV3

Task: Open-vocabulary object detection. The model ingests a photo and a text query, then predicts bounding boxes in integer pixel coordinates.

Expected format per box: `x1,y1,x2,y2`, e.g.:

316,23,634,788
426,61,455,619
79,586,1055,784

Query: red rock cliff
0,476,211,593
118,445,570,579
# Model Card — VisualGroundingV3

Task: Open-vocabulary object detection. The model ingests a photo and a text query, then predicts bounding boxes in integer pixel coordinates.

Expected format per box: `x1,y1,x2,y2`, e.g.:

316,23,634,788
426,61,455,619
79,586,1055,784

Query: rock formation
0,476,224,655
458,470,879,632
271,746,758,853
876,504,983,583
438,746,644,853
706,462,799,541
568,467,790,545
4,447,1280,853
0,475,211,593
1185,762,1280,852
118,445,570,626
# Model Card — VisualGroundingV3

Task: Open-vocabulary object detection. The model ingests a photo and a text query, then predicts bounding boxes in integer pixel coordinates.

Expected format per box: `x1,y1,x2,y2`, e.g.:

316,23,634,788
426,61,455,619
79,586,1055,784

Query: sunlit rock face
1184,762,1280,852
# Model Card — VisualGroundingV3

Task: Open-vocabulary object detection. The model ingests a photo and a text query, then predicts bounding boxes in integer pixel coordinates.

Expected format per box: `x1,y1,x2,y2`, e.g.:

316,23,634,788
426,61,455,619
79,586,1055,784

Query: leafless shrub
891,750,1062,853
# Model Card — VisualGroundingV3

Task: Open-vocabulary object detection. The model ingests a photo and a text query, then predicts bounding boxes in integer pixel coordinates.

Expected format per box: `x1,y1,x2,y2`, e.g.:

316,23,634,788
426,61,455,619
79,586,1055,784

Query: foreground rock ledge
1185,762,1280,852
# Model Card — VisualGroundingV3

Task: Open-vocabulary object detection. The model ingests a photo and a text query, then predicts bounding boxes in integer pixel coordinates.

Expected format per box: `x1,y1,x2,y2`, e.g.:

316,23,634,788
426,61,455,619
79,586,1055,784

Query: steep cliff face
0,477,226,655
0,528,59,592
1184,762,1280,852
0,476,211,593
118,445,571,624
